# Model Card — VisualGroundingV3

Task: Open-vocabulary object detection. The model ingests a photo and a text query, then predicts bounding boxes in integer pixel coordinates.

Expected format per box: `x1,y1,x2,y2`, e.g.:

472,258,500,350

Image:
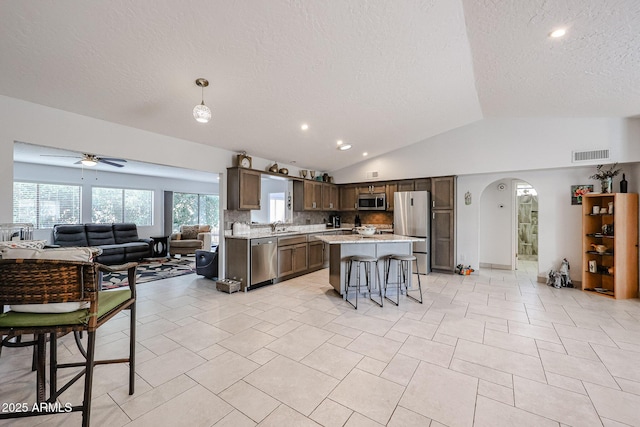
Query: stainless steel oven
357,193,386,210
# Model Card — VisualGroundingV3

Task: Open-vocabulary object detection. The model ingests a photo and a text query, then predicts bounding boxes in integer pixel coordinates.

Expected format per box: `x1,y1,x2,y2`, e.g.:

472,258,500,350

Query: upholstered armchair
169,224,212,256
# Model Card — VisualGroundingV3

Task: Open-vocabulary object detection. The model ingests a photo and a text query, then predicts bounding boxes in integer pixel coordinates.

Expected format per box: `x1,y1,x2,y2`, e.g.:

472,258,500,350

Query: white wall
332,117,640,182
479,179,513,267
14,162,219,242
457,166,635,281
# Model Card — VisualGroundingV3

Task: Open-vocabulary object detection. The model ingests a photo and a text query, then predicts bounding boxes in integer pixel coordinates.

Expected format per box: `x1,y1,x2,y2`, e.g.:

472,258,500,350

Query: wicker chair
0,259,137,427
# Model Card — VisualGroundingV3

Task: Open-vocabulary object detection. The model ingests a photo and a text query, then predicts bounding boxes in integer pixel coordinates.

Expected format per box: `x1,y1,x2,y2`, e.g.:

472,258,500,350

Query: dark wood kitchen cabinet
415,178,431,192
431,176,455,210
357,184,386,194
227,167,261,210
294,180,323,211
431,209,455,271
386,183,397,210
322,183,339,211
397,180,416,192
278,242,308,277
430,176,456,272
340,185,358,211
308,239,324,269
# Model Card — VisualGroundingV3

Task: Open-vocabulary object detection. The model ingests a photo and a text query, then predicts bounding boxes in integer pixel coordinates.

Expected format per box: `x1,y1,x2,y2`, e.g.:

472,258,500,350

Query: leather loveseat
53,223,153,264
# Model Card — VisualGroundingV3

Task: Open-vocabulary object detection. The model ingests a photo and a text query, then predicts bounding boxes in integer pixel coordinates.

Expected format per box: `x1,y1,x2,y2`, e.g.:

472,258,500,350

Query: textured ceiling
1,0,638,172
464,0,640,117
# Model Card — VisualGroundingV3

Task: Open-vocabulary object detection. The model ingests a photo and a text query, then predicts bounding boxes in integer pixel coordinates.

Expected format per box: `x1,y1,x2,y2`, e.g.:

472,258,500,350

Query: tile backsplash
224,209,394,231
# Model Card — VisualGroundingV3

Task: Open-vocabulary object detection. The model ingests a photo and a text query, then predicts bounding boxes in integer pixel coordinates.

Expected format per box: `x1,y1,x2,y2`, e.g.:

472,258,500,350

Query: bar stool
344,256,384,310
384,254,423,305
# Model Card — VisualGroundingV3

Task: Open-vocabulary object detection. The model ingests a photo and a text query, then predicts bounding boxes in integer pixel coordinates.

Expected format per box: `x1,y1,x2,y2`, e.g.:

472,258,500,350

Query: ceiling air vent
572,149,610,163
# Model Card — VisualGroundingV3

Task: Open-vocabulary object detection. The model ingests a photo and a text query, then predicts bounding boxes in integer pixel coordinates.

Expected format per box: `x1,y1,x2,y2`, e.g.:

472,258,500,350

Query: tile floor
2,263,640,426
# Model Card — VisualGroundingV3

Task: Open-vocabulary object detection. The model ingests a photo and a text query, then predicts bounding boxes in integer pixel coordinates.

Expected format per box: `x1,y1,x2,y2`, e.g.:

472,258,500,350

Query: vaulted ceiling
1,0,638,172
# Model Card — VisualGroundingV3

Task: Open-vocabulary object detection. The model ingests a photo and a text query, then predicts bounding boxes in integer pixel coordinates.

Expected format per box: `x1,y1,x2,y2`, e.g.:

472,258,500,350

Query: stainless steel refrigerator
394,191,430,274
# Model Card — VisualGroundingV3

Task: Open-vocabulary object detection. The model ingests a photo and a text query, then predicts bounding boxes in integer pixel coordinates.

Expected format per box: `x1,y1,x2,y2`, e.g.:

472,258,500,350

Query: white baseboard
479,262,511,270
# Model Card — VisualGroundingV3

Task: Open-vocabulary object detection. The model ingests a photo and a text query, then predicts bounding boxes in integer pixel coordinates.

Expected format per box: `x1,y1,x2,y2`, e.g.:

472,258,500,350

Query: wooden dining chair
0,258,137,427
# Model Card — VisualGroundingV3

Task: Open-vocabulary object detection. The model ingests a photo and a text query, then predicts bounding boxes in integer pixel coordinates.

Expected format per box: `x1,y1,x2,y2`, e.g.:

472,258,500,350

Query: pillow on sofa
198,225,211,233
181,225,199,240
2,247,93,313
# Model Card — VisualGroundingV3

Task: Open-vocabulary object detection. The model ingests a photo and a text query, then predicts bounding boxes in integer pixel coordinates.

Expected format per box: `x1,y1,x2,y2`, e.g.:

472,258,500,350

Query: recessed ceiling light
336,140,343,146
363,152,368,157
338,144,352,151
549,28,566,38
301,124,309,131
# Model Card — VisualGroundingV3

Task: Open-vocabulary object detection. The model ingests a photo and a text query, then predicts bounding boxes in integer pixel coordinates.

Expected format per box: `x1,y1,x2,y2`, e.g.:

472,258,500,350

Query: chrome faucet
270,221,283,232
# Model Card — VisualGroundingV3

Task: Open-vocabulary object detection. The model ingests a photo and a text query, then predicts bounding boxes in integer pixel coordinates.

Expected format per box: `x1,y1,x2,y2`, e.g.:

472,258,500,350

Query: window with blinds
13,182,82,229
91,187,153,226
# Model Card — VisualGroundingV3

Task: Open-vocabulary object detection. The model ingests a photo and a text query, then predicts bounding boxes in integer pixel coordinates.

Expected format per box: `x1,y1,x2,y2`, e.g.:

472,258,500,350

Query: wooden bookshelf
581,193,638,299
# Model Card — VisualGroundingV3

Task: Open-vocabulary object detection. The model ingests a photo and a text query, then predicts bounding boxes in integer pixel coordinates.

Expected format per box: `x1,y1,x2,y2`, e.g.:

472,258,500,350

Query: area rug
102,257,195,289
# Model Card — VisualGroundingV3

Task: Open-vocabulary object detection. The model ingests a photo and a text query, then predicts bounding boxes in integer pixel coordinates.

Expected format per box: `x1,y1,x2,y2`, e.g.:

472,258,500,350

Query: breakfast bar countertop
315,234,423,244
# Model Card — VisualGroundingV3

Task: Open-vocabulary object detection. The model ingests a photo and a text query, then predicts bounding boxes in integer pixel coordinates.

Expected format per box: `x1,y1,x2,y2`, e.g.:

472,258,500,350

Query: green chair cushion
0,290,131,328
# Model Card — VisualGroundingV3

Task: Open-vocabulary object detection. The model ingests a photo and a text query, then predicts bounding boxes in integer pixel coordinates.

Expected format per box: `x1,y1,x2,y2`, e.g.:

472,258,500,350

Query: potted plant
589,163,622,193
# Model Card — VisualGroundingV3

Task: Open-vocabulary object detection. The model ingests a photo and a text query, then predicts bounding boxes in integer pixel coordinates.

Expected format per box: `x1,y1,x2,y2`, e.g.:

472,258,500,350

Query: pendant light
193,78,211,123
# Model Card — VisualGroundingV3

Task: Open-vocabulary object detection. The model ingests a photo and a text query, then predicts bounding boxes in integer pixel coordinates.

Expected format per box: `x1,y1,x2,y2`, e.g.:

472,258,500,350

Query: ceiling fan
40,153,127,168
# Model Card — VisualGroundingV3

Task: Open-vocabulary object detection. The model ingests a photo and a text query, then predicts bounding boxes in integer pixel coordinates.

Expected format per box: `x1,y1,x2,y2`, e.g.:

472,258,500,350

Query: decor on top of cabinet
269,163,279,173
620,174,628,193
236,151,252,168
589,163,622,193
571,184,593,205
300,170,308,179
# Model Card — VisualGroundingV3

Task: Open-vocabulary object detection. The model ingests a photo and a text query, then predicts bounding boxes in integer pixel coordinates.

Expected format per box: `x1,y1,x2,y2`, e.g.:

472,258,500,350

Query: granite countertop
315,234,423,244
225,227,354,240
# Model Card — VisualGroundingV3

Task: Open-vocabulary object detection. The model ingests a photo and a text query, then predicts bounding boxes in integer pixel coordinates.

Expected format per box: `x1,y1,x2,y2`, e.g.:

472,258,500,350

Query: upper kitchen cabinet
293,180,322,211
415,178,431,192
357,184,386,194
322,183,339,211
397,180,416,192
386,183,397,210
431,176,455,210
228,167,261,210
340,185,358,211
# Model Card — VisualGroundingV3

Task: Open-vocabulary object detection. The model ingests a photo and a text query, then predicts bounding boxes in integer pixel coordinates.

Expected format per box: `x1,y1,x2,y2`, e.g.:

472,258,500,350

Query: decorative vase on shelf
601,177,613,193
620,174,628,193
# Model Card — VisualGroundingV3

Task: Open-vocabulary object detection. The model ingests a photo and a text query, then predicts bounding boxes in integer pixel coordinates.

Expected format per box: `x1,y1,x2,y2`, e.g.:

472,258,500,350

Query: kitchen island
315,234,424,297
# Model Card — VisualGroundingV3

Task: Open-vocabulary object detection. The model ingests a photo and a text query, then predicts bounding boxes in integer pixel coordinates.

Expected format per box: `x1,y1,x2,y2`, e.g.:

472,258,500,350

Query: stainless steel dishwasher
250,237,277,286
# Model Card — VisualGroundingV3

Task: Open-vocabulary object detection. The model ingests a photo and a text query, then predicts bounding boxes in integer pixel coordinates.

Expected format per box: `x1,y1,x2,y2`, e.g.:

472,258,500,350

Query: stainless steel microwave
357,193,386,210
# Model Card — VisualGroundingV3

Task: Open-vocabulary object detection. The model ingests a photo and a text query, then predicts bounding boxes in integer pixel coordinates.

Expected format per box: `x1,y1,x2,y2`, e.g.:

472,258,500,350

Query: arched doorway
479,179,538,272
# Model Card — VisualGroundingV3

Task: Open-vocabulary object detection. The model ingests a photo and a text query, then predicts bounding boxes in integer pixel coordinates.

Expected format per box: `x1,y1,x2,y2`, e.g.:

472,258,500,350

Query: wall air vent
366,171,379,179
572,149,610,163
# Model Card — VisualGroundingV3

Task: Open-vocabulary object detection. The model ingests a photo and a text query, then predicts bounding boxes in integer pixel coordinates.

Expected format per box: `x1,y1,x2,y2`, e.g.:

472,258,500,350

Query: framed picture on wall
571,185,593,205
